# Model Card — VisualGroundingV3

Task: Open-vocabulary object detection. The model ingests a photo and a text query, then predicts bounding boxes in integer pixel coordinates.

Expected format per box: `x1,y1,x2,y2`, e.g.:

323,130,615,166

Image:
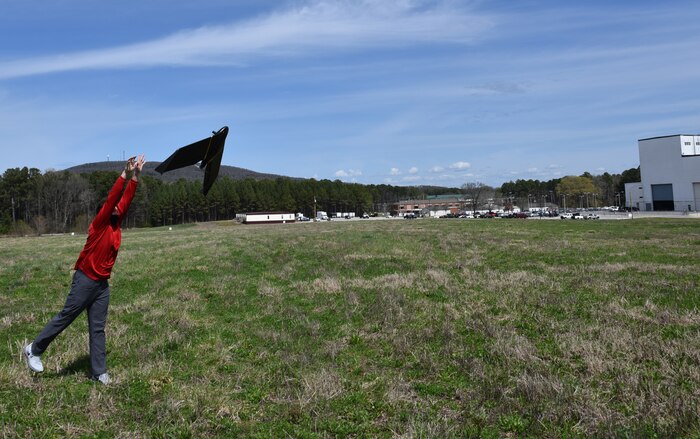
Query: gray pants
32,269,110,375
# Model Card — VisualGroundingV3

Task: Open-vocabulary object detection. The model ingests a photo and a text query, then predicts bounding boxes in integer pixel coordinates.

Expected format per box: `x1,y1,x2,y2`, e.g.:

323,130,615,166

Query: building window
685,142,692,146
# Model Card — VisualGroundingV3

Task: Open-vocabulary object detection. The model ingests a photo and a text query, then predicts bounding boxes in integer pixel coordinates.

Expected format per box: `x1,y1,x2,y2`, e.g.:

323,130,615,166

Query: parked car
560,212,578,219
478,211,497,218
584,213,600,220
404,213,417,219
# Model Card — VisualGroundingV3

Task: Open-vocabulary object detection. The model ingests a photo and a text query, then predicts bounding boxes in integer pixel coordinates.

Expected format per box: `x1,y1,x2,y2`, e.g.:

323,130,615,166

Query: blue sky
1,0,698,187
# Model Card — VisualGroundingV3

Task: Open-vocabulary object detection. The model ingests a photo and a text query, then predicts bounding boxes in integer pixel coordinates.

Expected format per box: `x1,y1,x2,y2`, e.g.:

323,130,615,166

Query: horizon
3,159,637,190
1,1,697,187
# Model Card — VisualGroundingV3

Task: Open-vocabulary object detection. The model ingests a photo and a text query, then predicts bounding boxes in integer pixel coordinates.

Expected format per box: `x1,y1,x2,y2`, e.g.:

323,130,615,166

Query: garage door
694,183,700,211
651,184,674,211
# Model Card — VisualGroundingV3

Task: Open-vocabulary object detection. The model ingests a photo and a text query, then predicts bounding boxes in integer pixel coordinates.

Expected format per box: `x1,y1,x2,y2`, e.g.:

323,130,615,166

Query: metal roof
638,134,699,141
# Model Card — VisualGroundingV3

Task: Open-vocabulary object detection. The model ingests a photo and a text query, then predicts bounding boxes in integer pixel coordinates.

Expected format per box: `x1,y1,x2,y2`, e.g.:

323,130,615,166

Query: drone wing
155,126,229,196
154,137,212,174
202,143,224,196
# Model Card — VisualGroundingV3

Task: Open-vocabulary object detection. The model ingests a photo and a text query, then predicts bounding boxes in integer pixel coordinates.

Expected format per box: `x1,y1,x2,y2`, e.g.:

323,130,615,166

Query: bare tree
461,182,487,213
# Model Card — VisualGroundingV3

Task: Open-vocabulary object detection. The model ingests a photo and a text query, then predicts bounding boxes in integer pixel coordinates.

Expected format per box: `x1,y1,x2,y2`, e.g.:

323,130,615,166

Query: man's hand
121,156,136,179
133,154,146,179
125,156,136,172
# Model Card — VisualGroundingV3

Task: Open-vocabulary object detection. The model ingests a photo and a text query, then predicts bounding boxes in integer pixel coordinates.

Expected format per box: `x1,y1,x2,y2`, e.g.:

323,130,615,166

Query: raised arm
116,155,145,221
93,158,135,227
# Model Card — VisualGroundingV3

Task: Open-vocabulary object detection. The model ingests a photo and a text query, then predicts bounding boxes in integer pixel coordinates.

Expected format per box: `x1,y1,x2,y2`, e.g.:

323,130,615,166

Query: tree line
0,167,454,234
0,166,641,235
496,168,641,210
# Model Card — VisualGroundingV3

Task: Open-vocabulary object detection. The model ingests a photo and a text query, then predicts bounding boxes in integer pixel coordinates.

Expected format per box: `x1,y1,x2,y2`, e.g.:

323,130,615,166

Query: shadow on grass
51,355,92,378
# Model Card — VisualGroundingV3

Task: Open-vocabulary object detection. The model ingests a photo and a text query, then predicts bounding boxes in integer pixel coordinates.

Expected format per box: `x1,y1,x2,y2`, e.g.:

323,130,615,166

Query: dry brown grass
2,219,699,437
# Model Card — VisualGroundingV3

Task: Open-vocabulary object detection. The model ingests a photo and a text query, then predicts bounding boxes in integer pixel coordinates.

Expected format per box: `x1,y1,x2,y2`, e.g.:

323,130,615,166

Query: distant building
630,135,700,211
624,182,644,211
391,196,522,217
240,212,295,224
393,197,464,217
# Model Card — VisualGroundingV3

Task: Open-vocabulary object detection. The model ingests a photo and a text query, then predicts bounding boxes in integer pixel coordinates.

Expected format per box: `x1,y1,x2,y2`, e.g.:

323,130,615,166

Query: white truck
316,211,329,221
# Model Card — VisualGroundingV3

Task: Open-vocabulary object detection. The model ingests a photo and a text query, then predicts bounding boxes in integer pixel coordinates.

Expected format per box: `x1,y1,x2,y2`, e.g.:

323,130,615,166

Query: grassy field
1,218,699,437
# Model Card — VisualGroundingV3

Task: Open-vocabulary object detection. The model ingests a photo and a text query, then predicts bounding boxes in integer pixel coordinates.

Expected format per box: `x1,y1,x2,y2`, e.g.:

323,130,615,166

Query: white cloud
335,168,362,178
429,165,444,173
528,167,538,172
0,1,493,80
403,175,421,182
449,161,471,170
390,167,400,175
408,166,418,174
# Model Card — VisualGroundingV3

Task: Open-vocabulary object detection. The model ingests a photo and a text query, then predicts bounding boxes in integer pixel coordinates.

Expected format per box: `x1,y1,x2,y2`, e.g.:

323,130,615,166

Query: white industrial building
624,182,644,211
630,135,700,211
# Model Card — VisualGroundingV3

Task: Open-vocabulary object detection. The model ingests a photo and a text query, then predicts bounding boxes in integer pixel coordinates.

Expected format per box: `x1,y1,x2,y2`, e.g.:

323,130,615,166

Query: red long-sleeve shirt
75,175,138,280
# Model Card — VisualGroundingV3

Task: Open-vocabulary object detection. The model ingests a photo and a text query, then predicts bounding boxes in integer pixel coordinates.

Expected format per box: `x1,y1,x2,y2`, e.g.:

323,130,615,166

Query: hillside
63,162,461,192
64,161,295,182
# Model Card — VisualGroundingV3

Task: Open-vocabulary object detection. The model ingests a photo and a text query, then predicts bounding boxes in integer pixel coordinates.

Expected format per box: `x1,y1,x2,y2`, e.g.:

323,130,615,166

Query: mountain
63,162,461,192
64,161,296,182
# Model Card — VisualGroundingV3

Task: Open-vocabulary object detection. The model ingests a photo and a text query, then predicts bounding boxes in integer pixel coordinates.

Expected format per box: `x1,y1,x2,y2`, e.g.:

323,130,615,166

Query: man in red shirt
25,155,146,384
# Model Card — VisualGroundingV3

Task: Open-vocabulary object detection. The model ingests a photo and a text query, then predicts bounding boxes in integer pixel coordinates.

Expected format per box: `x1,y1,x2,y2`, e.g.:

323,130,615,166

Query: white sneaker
24,343,44,373
92,373,111,385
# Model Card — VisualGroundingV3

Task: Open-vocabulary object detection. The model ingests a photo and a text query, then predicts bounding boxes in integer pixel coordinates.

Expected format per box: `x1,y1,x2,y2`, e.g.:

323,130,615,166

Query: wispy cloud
390,167,400,175
449,161,471,170
335,168,362,178
408,166,418,174
0,1,492,80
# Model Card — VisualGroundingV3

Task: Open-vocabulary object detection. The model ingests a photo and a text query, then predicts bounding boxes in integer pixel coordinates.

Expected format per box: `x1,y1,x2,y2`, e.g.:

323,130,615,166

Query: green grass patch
1,218,699,436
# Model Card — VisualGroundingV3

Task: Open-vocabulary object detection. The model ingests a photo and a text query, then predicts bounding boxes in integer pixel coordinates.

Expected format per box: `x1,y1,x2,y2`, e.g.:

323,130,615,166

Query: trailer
242,212,295,224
